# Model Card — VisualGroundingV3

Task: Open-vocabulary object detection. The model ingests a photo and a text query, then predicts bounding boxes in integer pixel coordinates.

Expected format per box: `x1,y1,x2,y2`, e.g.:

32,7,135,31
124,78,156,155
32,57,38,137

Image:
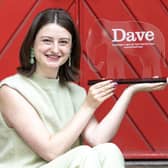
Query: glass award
86,19,168,85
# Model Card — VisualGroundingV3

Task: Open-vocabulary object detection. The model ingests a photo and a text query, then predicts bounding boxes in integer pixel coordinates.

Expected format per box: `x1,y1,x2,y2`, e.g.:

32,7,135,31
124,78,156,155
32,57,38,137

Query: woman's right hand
85,80,118,110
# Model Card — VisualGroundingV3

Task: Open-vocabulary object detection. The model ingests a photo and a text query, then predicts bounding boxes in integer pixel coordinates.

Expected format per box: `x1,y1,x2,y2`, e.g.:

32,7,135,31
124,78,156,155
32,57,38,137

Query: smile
46,54,61,61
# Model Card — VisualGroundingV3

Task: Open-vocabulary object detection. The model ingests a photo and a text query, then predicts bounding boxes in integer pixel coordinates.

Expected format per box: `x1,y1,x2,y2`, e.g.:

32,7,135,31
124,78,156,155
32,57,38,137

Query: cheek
64,43,72,56
34,48,41,59
63,47,71,57
61,49,71,64
34,45,48,57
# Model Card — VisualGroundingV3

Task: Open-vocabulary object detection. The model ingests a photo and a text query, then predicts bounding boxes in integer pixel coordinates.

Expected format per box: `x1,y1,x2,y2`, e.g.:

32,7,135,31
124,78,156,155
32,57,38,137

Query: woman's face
33,23,72,78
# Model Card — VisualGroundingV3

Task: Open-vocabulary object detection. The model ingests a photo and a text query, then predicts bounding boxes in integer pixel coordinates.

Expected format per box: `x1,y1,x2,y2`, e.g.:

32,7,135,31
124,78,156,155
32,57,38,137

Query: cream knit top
0,73,86,168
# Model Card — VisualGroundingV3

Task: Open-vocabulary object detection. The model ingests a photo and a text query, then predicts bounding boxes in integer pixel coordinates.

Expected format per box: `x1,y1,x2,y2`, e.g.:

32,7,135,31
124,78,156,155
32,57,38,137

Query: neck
35,68,59,79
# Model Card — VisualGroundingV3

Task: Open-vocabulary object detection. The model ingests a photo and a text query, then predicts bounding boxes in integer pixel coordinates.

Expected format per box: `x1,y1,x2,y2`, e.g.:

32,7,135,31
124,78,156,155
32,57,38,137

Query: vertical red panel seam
66,0,81,29
80,0,105,80
66,1,79,31
75,0,80,29
0,0,41,59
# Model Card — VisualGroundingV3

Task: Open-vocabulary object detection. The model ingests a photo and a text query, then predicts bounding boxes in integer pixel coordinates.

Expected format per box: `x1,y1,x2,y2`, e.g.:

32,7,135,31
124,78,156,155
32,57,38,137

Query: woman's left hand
127,82,167,93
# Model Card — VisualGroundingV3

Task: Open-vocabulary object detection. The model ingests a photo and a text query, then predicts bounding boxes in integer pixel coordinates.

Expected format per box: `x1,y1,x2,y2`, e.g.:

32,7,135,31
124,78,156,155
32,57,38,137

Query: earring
30,48,35,64
68,56,71,67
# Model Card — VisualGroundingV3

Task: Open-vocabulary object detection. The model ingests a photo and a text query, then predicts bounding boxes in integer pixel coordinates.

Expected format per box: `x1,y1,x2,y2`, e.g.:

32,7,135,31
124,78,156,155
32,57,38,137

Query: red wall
0,0,168,160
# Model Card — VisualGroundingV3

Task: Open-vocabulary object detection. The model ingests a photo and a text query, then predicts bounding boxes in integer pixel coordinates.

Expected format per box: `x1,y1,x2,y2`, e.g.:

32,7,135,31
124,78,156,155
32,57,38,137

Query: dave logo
111,28,155,48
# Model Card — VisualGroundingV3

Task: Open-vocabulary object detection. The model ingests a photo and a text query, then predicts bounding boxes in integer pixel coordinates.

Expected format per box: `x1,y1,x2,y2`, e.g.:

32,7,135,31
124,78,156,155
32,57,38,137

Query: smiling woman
18,8,81,84
0,8,167,168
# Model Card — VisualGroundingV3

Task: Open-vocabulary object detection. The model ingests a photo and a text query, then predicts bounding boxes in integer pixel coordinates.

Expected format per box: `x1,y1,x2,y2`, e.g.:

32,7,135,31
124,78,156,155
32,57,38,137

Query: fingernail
113,82,118,86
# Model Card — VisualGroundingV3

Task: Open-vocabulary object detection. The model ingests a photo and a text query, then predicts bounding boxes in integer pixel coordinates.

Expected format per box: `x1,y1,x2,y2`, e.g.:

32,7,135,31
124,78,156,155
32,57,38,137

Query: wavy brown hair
17,8,81,84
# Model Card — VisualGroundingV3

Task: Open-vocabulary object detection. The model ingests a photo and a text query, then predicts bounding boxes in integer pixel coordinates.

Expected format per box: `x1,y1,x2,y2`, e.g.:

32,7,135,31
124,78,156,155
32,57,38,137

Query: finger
153,84,167,90
99,91,114,102
95,85,116,101
145,83,167,91
92,80,113,89
96,82,117,95
99,86,115,96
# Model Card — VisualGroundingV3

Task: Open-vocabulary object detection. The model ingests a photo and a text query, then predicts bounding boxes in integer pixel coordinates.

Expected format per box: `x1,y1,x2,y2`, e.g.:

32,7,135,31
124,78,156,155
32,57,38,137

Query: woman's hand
85,80,117,110
127,82,167,94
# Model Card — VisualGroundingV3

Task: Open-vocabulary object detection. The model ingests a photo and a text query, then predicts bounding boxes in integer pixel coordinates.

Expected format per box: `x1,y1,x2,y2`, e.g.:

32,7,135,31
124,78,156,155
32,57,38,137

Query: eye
42,38,52,44
59,40,69,46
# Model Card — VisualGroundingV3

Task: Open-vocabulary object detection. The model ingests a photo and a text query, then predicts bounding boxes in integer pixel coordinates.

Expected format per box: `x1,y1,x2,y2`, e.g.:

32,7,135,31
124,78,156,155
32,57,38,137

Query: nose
51,42,60,53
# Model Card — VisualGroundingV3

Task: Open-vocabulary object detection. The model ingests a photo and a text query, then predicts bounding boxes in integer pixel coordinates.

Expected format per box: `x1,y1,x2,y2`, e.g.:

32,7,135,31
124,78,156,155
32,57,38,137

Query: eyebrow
40,36,53,39
40,36,71,41
59,38,71,41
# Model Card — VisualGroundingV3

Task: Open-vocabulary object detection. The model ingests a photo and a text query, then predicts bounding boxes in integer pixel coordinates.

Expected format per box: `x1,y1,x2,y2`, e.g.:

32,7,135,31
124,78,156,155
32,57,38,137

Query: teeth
46,55,60,57
47,55,55,57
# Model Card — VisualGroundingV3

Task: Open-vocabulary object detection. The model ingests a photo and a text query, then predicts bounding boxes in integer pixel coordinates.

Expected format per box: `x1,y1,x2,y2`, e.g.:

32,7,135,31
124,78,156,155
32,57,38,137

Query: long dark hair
17,8,81,84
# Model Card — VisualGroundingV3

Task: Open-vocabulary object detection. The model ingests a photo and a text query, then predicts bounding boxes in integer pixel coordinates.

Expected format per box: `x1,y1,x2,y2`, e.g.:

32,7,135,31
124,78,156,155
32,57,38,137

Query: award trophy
86,19,168,85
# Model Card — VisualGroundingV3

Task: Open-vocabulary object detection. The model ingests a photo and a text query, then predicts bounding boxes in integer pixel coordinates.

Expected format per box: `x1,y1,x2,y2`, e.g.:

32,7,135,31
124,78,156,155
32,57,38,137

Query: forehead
36,23,72,39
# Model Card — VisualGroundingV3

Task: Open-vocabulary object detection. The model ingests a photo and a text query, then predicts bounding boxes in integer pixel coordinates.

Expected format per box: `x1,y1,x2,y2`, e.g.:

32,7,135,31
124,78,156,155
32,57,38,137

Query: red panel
0,0,36,52
0,0,37,79
0,0,76,79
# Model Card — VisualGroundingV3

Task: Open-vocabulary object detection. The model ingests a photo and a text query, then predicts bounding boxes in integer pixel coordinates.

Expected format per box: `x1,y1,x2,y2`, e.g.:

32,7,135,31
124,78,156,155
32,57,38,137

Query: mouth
45,54,61,61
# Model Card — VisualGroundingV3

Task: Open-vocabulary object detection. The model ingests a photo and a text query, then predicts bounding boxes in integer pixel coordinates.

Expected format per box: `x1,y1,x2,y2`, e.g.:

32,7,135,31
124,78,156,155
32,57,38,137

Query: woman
0,8,167,168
